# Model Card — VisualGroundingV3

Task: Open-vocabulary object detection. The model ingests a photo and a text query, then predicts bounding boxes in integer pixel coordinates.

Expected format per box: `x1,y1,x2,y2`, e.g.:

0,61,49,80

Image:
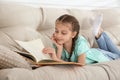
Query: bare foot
95,28,103,39
93,14,103,38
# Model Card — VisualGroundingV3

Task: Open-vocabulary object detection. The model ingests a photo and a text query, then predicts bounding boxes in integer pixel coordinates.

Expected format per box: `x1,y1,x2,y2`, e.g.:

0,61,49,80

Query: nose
55,33,62,38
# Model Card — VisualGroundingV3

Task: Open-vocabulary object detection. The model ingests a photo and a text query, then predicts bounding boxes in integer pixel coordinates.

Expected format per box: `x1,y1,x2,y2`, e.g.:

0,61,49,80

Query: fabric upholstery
0,45,31,69
0,31,23,52
0,59,120,80
0,2,41,29
0,31,31,69
0,27,41,41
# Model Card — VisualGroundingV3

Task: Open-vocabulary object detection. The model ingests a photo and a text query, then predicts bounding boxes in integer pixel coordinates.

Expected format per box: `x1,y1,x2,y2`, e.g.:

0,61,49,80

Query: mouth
56,39,63,44
56,39,63,42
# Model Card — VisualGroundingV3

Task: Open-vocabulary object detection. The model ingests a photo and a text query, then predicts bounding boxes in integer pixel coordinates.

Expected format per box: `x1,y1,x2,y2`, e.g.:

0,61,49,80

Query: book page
15,39,51,62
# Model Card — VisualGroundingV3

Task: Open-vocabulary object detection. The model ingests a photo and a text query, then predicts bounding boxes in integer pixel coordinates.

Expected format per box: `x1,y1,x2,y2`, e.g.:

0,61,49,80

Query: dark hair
56,14,80,61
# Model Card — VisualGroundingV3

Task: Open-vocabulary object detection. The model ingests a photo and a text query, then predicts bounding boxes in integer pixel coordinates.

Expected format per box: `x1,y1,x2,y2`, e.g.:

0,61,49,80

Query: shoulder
75,35,90,50
74,35,90,56
76,35,88,44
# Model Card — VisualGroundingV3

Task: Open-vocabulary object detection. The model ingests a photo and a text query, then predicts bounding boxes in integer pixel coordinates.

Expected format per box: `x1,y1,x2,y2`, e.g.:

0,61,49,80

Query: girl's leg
97,32,120,55
96,32,108,51
97,48,120,60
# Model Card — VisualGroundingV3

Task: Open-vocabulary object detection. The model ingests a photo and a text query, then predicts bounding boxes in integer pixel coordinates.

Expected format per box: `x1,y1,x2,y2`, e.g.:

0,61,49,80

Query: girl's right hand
42,47,57,60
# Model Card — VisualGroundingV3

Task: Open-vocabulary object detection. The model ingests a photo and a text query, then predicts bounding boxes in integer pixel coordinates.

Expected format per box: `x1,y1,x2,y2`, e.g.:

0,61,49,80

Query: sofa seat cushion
1,59,120,80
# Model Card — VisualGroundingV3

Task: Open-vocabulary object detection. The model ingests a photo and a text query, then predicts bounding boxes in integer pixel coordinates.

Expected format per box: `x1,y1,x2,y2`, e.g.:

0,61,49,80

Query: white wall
0,0,119,9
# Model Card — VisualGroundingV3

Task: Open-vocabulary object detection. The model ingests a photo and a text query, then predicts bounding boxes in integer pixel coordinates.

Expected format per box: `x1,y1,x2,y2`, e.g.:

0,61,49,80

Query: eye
55,30,58,33
62,32,67,35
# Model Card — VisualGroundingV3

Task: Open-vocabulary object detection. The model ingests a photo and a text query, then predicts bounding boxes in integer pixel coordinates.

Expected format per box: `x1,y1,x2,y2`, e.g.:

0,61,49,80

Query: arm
56,47,63,59
42,47,66,62
42,33,63,61
77,53,86,65
51,33,63,59
56,53,86,65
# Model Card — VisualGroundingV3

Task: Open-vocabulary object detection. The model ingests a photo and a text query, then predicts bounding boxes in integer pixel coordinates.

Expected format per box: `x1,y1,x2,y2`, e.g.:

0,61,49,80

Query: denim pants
96,32,120,60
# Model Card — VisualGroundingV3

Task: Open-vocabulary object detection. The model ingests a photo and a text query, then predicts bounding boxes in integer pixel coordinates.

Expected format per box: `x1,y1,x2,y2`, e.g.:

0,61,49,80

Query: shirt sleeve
75,36,90,56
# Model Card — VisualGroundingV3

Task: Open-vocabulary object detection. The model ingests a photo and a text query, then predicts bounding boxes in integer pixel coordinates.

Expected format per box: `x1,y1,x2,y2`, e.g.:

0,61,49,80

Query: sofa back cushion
0,2,41,29
0,2,120,48
37,8,70,31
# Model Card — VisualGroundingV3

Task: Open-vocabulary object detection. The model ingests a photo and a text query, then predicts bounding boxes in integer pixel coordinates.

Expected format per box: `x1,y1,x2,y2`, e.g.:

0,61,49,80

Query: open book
15,39,51,62
15,39,83,66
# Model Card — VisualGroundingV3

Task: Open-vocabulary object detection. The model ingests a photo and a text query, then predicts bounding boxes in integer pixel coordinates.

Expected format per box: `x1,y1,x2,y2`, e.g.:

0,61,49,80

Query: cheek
65,34,73,38
63,35,72,41
53,33,57,37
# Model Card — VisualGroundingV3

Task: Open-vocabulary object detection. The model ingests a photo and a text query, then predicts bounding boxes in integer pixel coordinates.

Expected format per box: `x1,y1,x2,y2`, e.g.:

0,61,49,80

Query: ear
72,31,77,38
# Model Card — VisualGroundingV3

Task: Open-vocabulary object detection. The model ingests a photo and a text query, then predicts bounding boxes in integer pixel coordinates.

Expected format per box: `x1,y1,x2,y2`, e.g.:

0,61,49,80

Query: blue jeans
96,32,120,60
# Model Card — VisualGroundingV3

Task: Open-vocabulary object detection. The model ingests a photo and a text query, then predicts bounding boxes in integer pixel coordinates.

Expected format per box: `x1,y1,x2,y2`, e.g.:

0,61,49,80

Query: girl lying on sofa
42,14,120,65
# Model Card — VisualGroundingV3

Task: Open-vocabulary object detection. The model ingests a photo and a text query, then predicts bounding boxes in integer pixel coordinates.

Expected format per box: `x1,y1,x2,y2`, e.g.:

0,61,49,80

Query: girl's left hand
51,33,63,50
42,47,57,60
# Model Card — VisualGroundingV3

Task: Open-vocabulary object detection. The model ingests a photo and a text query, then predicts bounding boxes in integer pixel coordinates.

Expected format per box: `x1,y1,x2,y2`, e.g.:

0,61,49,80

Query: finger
42,48,49,54
52,39,58,46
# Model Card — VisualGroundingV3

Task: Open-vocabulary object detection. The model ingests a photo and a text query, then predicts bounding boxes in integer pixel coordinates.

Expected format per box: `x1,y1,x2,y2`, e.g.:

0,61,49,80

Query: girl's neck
63,41,73,54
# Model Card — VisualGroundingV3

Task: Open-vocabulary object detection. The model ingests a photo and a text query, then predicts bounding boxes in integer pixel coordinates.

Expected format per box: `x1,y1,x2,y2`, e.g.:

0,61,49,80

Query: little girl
42,14,120,65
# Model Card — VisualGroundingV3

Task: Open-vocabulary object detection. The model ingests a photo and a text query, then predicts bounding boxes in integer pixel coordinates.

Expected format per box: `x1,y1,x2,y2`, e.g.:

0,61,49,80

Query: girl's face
54,23,76,45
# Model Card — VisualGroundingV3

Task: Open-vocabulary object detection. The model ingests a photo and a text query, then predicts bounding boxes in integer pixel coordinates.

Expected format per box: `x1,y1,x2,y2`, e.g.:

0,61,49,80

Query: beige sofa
0,2,120,80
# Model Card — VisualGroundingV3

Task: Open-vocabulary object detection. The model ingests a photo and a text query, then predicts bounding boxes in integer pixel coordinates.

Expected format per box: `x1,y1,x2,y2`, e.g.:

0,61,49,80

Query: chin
57,41,64,45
